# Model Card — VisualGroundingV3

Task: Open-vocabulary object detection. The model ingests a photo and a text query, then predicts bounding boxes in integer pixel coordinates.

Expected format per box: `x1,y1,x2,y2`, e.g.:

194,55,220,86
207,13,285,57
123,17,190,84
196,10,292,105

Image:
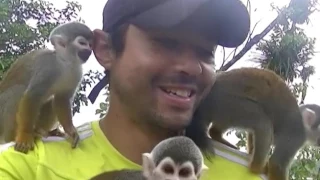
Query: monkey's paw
249,163,265,174
66,127,80,149
47,128,66,137
14,133,35,153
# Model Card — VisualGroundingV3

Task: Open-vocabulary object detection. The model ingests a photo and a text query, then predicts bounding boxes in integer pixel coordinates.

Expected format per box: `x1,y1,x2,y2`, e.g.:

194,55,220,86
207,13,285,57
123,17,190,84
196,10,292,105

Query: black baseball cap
88,0,250,103
102,0,250,48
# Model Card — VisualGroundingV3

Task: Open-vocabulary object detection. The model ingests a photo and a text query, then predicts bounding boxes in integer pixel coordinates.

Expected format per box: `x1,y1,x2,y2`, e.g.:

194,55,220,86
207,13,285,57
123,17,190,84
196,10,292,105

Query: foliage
95,84,110,118
219,0,319,71
0,0,102,114
72,70,104,115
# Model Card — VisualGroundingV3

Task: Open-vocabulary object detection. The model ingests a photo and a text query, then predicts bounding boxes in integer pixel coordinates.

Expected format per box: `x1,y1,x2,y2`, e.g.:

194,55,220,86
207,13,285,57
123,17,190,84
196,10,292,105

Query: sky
49,0,320,147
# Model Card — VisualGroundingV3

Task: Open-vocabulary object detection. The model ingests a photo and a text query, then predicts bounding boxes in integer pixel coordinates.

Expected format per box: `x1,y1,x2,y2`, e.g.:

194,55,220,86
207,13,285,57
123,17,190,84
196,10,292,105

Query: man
0,0,267,179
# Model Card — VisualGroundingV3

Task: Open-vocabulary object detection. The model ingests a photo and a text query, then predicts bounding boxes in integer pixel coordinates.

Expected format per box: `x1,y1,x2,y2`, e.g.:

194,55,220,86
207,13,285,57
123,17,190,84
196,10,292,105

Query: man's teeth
164,88,191,98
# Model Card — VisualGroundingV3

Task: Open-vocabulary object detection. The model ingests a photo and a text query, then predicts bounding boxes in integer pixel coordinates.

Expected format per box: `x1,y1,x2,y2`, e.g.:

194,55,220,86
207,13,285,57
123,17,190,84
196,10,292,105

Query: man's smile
157,85,197,110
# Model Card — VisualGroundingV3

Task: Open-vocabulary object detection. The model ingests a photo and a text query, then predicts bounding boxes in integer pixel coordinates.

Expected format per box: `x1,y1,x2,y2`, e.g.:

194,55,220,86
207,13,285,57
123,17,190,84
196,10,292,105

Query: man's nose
174,51,202,76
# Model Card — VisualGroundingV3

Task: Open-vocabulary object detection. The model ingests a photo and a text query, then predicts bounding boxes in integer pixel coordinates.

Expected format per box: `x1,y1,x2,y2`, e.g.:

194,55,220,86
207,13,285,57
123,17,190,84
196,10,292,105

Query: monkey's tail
185,111,215,161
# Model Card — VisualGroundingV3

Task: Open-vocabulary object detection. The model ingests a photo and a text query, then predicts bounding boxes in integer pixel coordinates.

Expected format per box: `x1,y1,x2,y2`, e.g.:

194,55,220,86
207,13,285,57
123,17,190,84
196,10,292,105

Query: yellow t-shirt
0,120,267,180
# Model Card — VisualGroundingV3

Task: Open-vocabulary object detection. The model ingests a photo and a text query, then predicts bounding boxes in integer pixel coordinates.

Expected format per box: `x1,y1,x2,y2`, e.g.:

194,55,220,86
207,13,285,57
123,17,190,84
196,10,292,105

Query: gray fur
185,67,308,179
299,104,320,146
0,22,93,144
90,169,145,180
49,21,93,44
299,104,320,129
151,136,203,174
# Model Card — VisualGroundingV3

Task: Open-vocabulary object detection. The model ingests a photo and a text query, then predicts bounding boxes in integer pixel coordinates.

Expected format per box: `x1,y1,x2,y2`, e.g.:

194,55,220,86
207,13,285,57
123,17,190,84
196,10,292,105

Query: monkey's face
301,108,320,146
94,26,216,131
71,36,93,63
151,157,198,180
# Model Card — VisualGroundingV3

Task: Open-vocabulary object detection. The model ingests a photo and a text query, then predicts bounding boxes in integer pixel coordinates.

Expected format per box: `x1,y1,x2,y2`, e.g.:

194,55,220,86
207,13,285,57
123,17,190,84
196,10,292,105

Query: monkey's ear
142,153,156,178
302,108,317,128
50,35,67,48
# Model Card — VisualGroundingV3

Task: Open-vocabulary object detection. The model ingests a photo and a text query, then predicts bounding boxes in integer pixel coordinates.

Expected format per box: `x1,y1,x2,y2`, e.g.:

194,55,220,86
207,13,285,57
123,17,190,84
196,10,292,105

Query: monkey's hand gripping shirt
0,120,267,180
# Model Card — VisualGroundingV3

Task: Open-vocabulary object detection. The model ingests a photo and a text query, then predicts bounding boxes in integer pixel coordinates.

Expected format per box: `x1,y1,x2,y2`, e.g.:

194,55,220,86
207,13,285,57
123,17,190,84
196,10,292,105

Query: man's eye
195,48,215,63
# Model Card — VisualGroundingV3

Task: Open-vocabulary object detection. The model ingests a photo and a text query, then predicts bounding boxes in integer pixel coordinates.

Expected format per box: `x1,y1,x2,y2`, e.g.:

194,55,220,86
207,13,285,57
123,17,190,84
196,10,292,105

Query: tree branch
220,13,284,71
220,13,283,71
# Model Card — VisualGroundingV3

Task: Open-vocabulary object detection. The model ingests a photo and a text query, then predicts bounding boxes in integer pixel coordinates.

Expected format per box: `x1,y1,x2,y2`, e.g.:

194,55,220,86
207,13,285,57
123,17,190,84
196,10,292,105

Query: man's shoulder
41,121,96,145
0,121,96,154
203,141,268,180
0,121,104,180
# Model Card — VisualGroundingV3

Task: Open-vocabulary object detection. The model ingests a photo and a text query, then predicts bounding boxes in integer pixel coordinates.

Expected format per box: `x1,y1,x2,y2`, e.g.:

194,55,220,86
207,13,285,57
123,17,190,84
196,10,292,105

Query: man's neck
99,105,174,165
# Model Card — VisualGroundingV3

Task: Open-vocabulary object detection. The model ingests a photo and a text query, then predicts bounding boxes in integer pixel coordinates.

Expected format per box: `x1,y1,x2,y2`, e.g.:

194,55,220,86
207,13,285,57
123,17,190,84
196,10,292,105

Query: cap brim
129,0,250,48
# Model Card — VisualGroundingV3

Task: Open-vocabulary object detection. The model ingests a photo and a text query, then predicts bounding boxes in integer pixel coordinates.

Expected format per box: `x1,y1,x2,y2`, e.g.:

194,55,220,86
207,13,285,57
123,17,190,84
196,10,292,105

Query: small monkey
0,21,93,153
185,67,319,180
90,136,208,180
246,104,320,156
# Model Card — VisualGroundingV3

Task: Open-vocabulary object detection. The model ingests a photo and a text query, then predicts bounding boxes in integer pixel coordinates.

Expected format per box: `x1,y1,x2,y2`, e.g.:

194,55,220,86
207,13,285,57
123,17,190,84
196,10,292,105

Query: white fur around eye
158,157,176,173
73,36,89,48
179,161,195,178
155,157,180,179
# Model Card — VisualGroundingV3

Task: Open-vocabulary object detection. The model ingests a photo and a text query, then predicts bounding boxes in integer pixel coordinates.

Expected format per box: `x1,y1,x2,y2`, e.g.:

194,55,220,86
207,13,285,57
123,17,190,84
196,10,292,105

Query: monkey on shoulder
0,21,93,153
186,67,320,180
90,136,208,180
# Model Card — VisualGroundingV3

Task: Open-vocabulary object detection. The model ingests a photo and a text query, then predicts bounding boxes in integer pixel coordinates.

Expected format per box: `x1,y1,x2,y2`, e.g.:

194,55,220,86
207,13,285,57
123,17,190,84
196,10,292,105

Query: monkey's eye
162,164,174,174
79,41,87,46
179,167,191,177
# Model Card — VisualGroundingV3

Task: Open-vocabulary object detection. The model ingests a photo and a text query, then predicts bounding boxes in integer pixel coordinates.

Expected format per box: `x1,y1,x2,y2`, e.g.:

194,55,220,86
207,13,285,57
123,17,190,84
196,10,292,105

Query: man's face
107,25,216,131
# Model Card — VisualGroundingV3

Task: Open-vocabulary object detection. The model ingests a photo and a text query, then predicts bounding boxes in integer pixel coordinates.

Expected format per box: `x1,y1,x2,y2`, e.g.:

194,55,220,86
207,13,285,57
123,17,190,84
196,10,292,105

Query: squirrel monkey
0,21,93,153
185,67,320,180
90,136,208,180
246,104,320,155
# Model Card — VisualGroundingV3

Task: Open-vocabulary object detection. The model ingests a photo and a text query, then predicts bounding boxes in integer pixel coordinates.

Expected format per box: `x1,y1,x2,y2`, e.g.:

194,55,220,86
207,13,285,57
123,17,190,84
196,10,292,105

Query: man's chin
160,118,192,131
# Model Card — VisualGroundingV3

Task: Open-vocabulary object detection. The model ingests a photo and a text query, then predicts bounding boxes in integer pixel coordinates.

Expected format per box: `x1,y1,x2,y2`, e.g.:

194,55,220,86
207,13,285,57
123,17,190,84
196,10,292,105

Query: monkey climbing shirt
0,120,268,180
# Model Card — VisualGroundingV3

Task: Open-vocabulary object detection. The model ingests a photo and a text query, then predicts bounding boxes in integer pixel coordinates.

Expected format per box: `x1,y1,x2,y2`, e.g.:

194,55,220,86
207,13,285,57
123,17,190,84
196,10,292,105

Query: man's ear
92,29,115,70
142,153,156,178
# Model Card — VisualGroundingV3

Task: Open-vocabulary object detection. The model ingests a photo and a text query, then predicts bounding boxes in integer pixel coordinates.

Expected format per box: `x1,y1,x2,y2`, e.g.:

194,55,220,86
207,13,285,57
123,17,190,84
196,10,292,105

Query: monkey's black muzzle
78,49,92,62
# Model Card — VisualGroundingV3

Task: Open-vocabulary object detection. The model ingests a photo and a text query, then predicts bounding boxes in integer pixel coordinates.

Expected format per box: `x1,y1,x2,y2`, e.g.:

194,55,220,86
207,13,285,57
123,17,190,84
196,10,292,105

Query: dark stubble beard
111,78,185,133
111,80,189,135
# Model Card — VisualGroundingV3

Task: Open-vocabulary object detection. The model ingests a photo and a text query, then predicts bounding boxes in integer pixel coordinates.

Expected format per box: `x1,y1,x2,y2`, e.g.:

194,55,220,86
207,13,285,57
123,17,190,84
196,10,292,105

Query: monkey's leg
34,99,66,138
247,132,254,154
249,117,273,174
14,94,42,153
247,131,269,175
267,133,305,180
14,63,60,153
53,94,79,148
209,127,238,149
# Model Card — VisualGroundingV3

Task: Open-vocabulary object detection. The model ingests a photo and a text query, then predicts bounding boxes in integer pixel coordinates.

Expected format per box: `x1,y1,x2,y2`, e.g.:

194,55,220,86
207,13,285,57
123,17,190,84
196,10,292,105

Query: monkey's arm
53,93,79,148
15,58,60,153
34,99,65,138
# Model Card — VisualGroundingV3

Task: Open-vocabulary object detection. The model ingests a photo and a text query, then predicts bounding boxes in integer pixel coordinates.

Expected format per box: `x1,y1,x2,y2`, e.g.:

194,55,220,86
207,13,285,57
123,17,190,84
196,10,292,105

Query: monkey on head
90,136,208,180
0,21,93,153
185,67,320,180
